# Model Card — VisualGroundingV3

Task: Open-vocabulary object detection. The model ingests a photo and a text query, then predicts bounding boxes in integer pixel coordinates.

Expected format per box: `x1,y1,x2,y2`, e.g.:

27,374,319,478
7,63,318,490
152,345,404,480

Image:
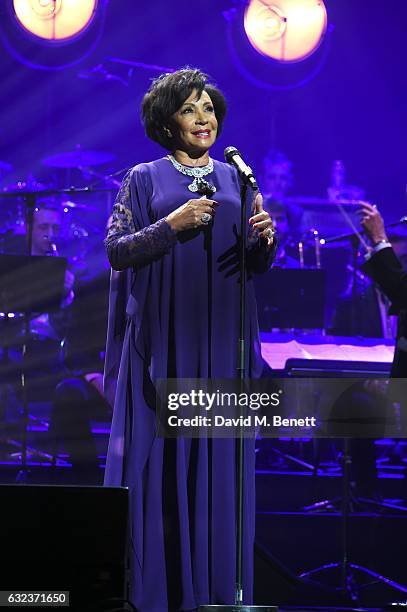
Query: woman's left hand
249,192,275,247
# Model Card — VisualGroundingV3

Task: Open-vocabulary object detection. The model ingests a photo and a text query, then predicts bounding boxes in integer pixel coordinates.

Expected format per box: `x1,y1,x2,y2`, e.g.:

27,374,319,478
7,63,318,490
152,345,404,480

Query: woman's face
170,89,218,156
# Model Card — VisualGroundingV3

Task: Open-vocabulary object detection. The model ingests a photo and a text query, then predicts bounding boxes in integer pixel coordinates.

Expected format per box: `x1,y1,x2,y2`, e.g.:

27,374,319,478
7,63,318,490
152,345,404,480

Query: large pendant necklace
167,154,216,193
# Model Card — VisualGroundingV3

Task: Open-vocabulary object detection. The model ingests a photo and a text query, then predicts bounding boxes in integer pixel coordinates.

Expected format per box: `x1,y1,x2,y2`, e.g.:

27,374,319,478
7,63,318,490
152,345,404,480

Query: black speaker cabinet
0,485,129,611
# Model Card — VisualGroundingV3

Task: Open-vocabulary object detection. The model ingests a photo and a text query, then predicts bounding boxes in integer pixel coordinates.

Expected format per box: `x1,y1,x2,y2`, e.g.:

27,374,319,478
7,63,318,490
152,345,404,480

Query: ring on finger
265,227,275,239
201,212,212,224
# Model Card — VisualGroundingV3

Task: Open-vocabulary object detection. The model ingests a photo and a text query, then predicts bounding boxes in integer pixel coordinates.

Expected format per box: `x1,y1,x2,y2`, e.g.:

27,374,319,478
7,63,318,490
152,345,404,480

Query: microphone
224,146,258,190
195,178,216,198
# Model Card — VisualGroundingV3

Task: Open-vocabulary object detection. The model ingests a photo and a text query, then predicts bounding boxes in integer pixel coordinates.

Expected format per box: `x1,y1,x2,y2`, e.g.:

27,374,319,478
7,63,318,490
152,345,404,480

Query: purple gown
104,157,275,611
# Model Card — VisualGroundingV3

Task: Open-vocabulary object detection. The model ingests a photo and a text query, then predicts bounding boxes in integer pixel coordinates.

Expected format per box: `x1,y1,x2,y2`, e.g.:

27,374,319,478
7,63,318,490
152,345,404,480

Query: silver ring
201,212,211,224
266,227,275,238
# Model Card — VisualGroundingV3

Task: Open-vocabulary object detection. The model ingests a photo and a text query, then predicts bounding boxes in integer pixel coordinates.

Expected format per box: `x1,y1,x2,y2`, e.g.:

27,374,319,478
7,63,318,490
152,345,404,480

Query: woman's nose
195,110,208,124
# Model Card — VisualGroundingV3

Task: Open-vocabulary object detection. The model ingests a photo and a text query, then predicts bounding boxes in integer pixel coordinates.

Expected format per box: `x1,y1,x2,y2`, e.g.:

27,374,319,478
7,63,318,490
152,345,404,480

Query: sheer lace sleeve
105,169,177,271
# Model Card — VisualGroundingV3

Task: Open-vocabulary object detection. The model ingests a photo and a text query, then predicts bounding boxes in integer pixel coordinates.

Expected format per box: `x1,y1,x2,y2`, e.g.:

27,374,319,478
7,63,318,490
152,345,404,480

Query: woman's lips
192,130,211,139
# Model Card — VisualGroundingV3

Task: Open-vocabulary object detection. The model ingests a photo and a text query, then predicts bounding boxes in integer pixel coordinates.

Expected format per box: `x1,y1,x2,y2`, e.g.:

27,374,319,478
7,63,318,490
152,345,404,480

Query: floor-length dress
104,157,275,611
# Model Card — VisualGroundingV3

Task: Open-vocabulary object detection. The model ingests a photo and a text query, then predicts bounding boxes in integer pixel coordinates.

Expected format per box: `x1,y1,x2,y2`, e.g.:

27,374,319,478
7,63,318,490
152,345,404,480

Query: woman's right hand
166,197,219,232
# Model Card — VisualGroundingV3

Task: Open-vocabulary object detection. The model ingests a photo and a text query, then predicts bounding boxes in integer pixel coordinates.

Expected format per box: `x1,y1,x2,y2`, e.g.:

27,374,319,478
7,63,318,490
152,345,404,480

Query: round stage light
13,0,98,42
244,0,327,62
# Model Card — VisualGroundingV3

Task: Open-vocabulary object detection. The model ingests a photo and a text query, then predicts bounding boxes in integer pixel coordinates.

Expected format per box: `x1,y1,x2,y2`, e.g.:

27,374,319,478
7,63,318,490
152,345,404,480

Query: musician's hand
358,201,388,246
249,192,275,247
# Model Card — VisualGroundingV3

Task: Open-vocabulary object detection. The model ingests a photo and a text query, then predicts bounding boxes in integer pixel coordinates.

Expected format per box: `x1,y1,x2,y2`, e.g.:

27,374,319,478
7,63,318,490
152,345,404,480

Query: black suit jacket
362,247,407,377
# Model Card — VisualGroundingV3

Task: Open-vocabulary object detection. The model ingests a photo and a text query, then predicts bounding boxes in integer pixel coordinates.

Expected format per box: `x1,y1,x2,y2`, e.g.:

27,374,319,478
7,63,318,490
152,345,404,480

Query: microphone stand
236,181,248,607
18,192,36,479
200,178,278,611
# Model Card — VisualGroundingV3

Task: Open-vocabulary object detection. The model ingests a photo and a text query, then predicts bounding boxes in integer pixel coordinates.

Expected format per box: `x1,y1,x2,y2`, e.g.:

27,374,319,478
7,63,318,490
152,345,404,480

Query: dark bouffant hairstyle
141,68,227,150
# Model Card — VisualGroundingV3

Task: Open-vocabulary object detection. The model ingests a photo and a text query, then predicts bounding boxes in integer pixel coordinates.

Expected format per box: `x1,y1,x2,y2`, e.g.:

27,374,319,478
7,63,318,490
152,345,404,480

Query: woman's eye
205,106,215,112
182,107,193,114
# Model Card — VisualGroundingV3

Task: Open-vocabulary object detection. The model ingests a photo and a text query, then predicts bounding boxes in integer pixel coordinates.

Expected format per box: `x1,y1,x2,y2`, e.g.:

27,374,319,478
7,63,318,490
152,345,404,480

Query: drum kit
0,146,122,272
0,147,121,468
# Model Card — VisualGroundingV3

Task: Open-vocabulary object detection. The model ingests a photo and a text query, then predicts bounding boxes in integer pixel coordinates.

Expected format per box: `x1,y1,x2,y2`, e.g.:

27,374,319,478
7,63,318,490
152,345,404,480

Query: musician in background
357,203,407,496
270,203,299,268
360,202,407,377
260,149,293,202
1,199,74,306
0,200,74,407
260,149,303,244
331,225,406,340
0,198,110,477
29,203,111,479
32,203,75,307
31,205,62,255
28,202,75,343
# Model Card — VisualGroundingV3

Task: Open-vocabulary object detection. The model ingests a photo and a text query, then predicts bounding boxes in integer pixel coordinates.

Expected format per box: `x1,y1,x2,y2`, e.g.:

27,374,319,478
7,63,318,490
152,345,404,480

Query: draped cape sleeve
103,166,177,405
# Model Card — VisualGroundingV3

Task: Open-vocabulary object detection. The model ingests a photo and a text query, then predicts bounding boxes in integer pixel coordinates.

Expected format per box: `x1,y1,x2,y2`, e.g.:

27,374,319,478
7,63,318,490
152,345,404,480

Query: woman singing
104,68,276,611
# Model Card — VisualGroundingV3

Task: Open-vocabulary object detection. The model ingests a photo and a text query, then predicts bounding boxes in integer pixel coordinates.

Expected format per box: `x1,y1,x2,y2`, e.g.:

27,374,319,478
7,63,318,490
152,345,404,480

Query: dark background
0,0,406,227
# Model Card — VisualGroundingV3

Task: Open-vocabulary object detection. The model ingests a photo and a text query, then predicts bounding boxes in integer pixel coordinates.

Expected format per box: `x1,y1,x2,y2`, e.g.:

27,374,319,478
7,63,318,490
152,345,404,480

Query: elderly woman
104,68,276,611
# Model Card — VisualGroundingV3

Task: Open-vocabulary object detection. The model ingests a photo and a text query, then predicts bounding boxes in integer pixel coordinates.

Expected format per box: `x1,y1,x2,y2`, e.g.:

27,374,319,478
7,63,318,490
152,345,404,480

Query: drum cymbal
43,148,115,168
2,178,47,192
62,199,97,211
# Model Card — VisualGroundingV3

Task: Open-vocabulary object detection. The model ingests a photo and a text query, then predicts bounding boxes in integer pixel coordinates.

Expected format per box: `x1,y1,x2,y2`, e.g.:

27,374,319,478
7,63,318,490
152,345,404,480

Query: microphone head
195,178,216,197
224,146,240,163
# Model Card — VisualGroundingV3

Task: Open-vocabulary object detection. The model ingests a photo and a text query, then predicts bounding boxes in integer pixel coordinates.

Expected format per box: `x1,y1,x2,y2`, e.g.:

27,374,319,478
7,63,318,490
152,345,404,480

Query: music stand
0,254,66,476
254,268,326,330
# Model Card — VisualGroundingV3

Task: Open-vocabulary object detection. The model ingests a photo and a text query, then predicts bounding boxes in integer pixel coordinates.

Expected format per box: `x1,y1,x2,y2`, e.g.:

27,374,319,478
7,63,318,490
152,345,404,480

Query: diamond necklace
167,154,216,193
